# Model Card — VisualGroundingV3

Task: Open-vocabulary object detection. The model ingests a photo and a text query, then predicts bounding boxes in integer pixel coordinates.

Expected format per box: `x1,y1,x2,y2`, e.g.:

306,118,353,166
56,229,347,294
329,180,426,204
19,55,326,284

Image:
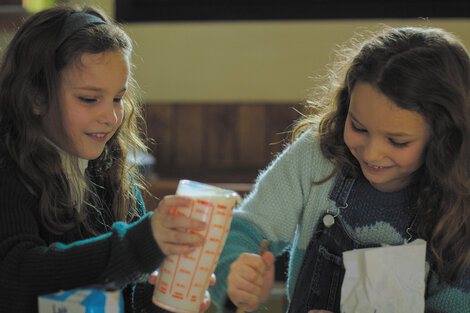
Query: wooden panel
144,102,299,182
145,104,174,167
205,105,237,168
266,104,302,159
237,104,266,167
0,1,28,31
175,105,204,167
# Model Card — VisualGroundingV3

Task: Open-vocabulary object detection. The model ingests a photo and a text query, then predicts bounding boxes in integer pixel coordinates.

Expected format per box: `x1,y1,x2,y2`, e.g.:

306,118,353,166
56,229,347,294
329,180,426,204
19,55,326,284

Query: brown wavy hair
0,5,149,235
293,26,470,281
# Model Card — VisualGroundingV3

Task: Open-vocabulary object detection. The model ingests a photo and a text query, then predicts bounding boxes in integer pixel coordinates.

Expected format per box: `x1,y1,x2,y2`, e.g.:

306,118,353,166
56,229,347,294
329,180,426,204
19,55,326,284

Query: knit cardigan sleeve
210,128,334,311
0,164,166,312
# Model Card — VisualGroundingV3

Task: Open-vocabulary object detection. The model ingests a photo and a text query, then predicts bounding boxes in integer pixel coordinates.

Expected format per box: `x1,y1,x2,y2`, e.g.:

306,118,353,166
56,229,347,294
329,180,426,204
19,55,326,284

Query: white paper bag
341,239,427,313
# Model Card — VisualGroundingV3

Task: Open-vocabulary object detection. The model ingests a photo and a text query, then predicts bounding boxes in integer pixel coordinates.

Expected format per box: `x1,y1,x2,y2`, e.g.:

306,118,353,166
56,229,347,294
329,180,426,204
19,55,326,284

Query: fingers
197,275,215,312
199,290,211,312
155,195,191,214
148,270,158,285
157,196,206,229
209,273,216,286
262,251,275,268
258,252,275,309
151,195,207,255
227,253,268,312
149,270,214,313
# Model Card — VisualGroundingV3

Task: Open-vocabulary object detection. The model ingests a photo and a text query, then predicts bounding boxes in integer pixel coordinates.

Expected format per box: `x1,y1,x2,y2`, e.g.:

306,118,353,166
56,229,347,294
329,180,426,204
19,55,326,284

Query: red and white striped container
153,180,241,313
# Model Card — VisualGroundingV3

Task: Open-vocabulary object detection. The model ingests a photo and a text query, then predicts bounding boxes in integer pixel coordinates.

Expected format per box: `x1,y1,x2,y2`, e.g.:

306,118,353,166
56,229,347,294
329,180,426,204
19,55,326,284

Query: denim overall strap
287,172,379,313
327,168,355,208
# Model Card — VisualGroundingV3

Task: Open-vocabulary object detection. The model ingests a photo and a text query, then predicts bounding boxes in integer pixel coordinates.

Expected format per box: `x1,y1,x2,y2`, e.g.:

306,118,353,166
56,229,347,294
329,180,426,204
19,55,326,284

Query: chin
79,151,105,161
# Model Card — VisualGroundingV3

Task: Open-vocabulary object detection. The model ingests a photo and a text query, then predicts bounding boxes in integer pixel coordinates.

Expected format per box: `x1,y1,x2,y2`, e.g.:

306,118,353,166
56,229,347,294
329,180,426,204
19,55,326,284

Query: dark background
116,0,470,23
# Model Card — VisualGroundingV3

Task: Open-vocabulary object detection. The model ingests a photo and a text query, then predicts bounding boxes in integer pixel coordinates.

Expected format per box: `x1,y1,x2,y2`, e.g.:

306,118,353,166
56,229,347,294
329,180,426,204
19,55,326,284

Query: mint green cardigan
210,128,470,313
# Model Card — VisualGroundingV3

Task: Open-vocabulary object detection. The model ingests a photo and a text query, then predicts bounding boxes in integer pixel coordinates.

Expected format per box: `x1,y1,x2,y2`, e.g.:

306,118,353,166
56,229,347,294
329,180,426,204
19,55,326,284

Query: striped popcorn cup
153,180,241,313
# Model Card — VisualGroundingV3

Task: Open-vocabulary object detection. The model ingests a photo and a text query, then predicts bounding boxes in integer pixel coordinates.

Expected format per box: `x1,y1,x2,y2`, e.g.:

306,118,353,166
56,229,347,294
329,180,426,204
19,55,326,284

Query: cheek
344,125,360,150
116,105,125,127
394,146,426,169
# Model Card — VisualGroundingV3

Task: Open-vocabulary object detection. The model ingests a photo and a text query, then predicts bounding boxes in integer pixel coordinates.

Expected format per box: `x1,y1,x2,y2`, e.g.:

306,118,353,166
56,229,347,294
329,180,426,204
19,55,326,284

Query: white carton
38,288,123,313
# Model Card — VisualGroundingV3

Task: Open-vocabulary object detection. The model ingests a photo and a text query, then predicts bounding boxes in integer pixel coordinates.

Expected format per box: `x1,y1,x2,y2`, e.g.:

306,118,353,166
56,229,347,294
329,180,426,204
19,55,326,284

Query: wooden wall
143,103,299,281
144,102,302,185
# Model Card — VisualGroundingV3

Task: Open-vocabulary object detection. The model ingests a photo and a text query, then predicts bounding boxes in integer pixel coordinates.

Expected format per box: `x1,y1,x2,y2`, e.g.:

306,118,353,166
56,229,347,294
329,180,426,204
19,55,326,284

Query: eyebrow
349,112,412,137
72,86,127,93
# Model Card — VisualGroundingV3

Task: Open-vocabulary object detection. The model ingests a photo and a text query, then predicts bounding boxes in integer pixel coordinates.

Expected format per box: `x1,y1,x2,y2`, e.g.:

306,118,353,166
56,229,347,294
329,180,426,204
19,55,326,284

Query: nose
98,101,119,126
362,137,385,163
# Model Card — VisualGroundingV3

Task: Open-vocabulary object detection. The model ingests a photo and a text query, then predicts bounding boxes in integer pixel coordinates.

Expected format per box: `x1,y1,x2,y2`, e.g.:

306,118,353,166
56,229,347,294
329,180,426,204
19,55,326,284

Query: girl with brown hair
0,5,211,313
212,26,470,312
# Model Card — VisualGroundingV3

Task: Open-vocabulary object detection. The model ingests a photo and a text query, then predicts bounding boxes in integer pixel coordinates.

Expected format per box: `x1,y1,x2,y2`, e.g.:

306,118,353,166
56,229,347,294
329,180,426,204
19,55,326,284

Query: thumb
259,251,275,304
262,251,275,268
262,251,275,281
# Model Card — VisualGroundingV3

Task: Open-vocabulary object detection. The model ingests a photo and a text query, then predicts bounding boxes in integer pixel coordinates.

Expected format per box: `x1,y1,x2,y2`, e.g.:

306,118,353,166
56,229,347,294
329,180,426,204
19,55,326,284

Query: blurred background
1,1,469,311
2,0,470,189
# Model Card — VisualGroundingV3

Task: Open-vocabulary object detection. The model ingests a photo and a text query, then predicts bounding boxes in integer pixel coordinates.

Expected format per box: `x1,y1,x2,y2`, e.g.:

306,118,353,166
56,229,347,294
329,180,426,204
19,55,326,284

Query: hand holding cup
152,180,241,313
151,195,206,256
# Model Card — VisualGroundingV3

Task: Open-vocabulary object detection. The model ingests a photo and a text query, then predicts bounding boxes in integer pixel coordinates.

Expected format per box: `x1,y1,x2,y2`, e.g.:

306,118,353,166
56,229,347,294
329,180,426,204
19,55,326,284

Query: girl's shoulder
287,126,330,168
0,156,36,202
283,126,320,154
0,155,21,179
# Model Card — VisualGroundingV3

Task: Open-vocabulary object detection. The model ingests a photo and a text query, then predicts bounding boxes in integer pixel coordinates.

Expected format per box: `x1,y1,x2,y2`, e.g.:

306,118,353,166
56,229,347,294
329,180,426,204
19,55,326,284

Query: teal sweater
210,128,470,312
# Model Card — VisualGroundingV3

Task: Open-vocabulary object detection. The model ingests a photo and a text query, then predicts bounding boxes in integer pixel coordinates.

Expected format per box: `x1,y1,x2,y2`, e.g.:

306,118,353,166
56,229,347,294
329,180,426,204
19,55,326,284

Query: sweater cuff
126,212,165,273
133,282,172,313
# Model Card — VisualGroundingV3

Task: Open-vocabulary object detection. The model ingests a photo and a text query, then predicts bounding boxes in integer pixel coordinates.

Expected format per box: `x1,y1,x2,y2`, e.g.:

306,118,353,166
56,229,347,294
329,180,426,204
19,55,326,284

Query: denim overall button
323,214,335,227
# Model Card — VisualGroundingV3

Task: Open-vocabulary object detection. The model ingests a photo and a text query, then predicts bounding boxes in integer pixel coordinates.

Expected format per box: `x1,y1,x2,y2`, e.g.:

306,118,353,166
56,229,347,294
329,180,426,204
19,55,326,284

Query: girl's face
344,82,430,192
41,50,128,160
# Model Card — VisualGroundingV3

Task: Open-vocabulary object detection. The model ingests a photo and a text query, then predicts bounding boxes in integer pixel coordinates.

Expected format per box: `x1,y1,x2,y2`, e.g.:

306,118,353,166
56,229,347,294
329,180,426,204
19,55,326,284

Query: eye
350,120,367,133
78,97,96,103
113,97,123,103
389,138,409,148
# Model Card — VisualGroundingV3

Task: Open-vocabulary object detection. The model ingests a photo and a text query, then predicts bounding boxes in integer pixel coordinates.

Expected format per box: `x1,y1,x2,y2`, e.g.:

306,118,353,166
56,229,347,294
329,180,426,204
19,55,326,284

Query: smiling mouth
87,132,107,137
365,162,391,169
